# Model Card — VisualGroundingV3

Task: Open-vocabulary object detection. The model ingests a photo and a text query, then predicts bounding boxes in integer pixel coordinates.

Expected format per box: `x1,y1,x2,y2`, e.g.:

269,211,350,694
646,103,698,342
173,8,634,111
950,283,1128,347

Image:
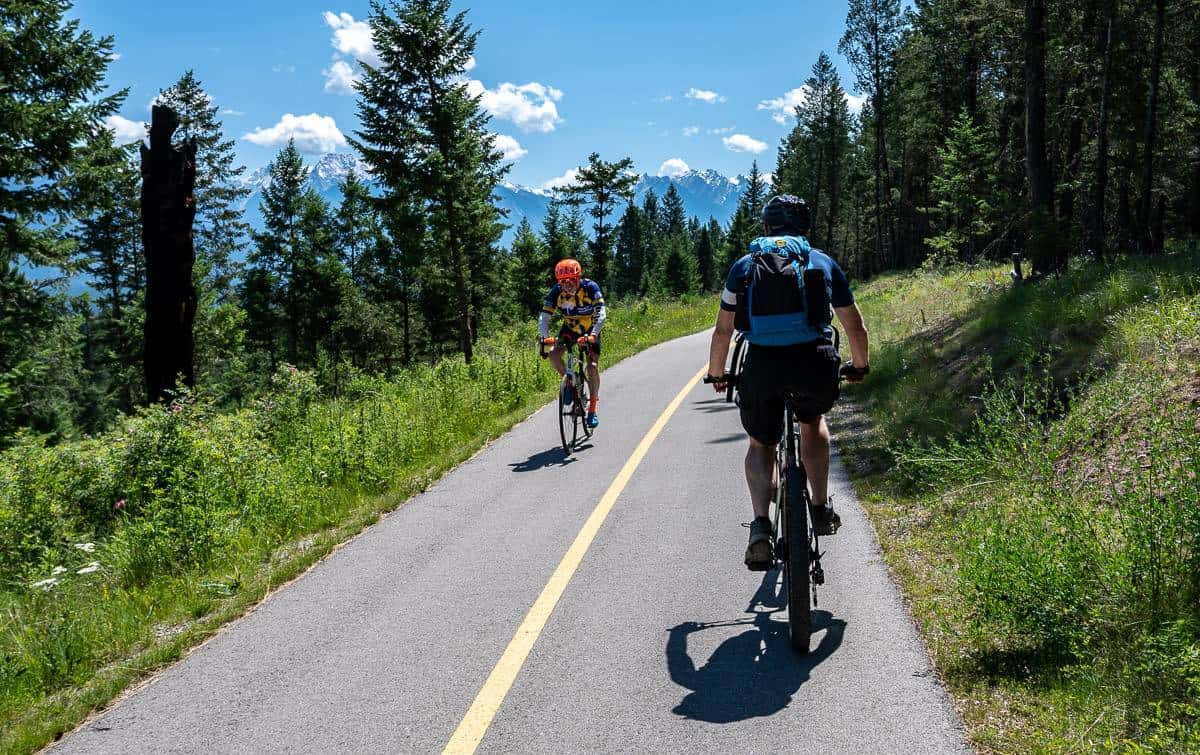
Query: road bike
709,332,862,653
540,335,595,455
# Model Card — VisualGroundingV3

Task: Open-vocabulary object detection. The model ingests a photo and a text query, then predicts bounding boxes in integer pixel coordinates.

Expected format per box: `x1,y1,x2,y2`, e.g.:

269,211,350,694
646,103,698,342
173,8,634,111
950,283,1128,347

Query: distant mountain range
239,153,762,246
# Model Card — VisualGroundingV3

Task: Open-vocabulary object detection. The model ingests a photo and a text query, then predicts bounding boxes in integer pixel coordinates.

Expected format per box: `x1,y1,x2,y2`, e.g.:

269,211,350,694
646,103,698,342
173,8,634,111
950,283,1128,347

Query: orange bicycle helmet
554,258,582,281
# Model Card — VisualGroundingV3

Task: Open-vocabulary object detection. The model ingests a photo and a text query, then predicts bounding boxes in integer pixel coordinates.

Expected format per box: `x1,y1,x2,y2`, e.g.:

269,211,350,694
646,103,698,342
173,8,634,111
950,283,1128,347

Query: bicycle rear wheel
784,465,812,653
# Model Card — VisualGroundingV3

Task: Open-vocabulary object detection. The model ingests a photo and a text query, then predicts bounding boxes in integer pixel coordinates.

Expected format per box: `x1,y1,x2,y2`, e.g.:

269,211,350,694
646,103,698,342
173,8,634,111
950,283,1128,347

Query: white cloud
107,52,122,61
709,126,735,135
322,11,380,66
682,126,700,137
105,115,146,145
323,59,359,95
467,80,563,133
657,158,690,178
757,86,812,125
243,113,348,153
220,108,245,117
845,92,869,113
685,87,725,104
492,134,527,162
761,172,775,185
541,167,579,191
723,133,767,154
464,56,476,71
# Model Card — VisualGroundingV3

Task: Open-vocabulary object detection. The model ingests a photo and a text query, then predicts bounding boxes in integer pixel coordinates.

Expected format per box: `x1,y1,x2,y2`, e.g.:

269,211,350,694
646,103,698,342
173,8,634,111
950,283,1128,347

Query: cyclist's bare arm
708,308,736,378
834,304,869,369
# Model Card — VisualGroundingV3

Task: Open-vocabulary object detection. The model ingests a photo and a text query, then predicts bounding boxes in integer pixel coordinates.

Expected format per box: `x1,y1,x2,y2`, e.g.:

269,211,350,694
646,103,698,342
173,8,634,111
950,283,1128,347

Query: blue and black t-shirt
720,235,854,344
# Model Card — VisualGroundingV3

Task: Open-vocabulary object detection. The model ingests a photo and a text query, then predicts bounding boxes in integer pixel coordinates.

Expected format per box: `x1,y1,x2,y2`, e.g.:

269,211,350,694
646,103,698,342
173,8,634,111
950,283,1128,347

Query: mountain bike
709,332,862,653
540,335,594,455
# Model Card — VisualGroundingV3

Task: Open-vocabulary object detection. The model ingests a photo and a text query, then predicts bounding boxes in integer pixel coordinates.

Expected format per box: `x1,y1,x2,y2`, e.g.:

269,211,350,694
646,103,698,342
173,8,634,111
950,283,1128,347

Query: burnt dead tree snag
141,104,198,404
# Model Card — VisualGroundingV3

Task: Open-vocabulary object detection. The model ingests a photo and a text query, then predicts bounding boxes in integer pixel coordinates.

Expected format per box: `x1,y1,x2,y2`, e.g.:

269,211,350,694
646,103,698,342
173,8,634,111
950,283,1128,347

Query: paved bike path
56,329,966,754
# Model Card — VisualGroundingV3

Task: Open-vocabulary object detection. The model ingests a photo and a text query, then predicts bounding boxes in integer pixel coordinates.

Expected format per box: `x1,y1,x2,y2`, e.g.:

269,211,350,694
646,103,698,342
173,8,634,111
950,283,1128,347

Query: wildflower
74,542,97,553
170,403,183,414
115,499,126,510
77,562,101,575
51,566,67,576
31,577,59,590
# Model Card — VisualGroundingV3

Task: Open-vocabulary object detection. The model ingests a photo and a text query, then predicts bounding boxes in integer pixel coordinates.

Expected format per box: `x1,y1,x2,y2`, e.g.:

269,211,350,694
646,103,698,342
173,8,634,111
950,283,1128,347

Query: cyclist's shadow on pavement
508,444,590,472
665,569,846,723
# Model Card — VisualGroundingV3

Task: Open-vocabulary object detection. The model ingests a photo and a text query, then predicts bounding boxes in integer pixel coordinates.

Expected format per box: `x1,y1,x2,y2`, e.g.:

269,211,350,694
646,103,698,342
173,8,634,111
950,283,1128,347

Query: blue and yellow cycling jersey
542,278,605,336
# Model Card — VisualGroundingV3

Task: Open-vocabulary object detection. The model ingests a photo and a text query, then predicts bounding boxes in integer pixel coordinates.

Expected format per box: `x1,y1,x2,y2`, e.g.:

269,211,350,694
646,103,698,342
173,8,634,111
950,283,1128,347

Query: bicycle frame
541,336,595,453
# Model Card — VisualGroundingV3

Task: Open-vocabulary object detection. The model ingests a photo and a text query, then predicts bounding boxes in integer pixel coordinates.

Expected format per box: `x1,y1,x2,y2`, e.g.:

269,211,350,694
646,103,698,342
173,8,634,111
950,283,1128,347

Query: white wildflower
76,562,101,575
74,542,97,553
31,577,59,590
51,566,67,576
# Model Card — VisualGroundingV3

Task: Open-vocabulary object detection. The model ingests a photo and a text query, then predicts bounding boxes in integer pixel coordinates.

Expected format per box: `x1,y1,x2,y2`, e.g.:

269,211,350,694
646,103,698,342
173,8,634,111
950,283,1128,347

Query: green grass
831,250,1200,752
0,294,717,755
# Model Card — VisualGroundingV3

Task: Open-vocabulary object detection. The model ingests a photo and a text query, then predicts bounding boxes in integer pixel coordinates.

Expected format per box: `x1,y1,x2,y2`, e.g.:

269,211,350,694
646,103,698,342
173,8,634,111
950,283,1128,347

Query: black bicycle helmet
762,194,811,235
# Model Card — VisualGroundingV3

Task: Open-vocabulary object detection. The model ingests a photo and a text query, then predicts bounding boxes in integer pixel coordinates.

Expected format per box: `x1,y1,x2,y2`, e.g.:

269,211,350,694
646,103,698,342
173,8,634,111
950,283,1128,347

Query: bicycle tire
784,466,812,653
579,375,593,440
557,382,574,455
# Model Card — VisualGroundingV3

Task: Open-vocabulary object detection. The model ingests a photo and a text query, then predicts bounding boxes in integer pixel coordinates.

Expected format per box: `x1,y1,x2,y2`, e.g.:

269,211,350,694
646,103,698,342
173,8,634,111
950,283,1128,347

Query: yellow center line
442,364,708,755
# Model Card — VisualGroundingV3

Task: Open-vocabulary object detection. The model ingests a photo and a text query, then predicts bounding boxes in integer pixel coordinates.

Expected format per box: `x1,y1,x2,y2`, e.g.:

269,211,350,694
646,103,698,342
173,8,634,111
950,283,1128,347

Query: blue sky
78,0,864,188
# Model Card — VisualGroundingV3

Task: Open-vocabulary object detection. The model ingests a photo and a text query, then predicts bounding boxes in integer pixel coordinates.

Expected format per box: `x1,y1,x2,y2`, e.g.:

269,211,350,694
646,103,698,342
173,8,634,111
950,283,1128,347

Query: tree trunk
141,105,198,404
1089,1,1115,260
1025,0,1057,273
1190,17,1200,236
827,132,841,248
1137,0,1166,254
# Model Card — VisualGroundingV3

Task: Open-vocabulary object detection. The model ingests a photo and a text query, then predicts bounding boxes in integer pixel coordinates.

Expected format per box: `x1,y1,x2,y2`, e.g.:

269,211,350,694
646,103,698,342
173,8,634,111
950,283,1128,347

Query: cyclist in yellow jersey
539,258,605,428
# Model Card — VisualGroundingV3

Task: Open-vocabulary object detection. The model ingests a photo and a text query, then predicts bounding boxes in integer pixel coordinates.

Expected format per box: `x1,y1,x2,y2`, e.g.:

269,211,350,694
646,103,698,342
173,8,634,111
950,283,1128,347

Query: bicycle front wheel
784,466,812,653
558,381,576,454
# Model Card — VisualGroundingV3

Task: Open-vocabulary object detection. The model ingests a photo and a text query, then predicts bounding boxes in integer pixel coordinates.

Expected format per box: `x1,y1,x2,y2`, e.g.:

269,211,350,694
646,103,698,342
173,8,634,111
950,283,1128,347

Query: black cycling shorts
736,341,840,445
558,326,601,356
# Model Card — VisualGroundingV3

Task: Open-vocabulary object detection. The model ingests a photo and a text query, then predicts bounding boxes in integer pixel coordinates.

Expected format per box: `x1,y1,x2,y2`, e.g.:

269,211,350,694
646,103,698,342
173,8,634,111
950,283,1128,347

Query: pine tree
612,202,645,298
1,0,126,440
650,234,700,296
242,140,306,363
742,161,768,221
508,219,548,316
925,108,997,264
560,152,638,290
724,202,754,274
352,0,507,363
639,190,662,294
155,71,250,293
334,170,379,286
840,0,904,268
564,203,591,269
694,224,717,292
540,200,573,270
291,189,344,365
662,183,688,238
76,134,144,413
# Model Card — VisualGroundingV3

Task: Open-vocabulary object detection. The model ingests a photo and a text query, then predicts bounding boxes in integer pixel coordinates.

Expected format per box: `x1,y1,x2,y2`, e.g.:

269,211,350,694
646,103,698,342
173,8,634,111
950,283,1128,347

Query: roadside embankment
833,251,1200,751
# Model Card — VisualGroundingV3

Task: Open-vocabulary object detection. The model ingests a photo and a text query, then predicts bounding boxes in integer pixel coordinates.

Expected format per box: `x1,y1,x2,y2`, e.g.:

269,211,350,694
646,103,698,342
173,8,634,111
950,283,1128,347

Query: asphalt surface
55,329,968,754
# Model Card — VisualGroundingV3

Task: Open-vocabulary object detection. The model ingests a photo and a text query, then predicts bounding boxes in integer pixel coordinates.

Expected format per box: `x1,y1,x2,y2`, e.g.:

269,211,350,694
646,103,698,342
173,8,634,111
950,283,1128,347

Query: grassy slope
0,295,717,755
831,252,1200,752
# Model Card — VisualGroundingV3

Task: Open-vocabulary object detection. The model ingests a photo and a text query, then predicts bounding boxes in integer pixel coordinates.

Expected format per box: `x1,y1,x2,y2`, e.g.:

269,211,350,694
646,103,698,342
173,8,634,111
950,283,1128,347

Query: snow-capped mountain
240,153,760,246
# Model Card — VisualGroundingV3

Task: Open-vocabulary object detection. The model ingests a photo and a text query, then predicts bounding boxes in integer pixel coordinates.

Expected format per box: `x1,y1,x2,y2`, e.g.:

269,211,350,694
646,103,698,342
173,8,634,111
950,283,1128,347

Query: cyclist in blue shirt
707,195,871,570
539,258,606,428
